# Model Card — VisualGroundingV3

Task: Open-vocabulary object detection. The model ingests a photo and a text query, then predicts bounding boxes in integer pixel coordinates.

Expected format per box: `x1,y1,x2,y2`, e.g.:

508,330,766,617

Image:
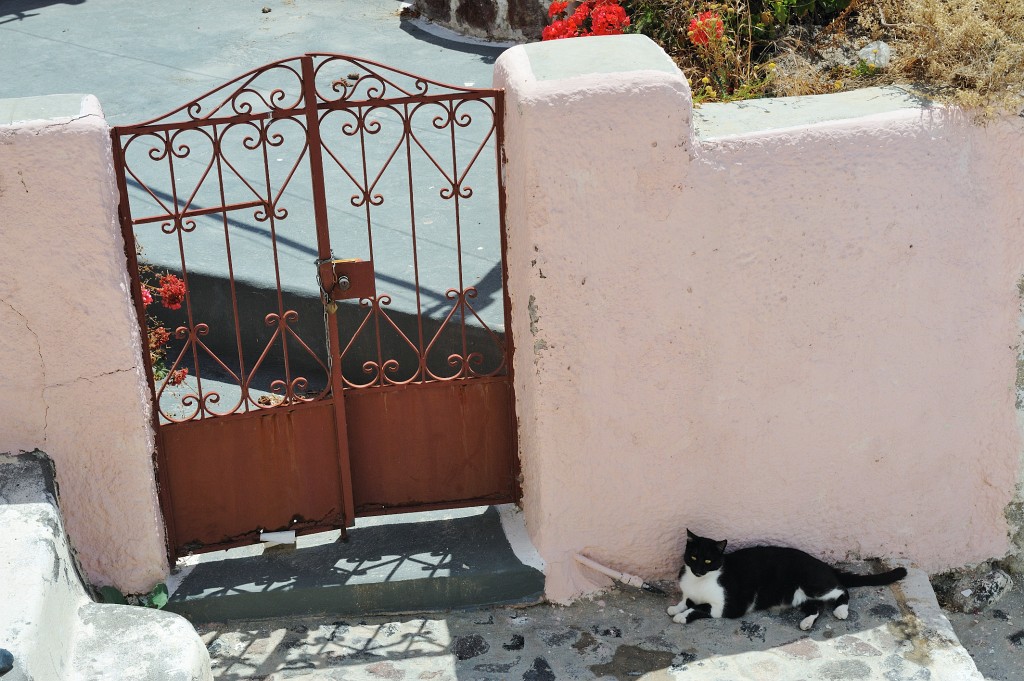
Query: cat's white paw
672,609,694,624
799,613,819,631
833,604,849,620
667,604,684,616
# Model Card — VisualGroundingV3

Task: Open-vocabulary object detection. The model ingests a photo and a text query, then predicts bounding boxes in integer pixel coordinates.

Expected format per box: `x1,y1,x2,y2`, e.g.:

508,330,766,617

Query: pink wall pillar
495,35,1024,602
0,95,168,593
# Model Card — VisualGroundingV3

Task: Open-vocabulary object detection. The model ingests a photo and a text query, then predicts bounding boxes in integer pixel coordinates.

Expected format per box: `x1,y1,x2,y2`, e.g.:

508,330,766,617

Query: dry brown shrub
626,0,1024,114
850,0,1024,115
769,54,837,96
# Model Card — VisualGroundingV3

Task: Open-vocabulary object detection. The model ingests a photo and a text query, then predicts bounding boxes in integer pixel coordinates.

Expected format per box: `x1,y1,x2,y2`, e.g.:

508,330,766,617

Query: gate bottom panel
160,400,347,556
346,378,517,515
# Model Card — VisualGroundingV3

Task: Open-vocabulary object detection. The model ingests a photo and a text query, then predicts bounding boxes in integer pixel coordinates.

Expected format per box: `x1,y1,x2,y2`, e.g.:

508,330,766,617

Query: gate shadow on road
0,0,84,26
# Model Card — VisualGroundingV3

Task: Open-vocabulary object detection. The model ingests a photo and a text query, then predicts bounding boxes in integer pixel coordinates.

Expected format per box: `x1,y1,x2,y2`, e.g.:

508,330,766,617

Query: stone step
165,505,545,623
68,603,212,681
0,451,212,681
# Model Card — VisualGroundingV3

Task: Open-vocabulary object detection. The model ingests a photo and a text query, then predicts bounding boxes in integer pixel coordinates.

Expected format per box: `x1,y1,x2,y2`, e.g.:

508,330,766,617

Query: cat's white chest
680,567,726,617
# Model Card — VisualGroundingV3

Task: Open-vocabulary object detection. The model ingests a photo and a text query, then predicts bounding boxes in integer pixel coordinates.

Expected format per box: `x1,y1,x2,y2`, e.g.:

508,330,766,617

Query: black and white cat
667,530,907,631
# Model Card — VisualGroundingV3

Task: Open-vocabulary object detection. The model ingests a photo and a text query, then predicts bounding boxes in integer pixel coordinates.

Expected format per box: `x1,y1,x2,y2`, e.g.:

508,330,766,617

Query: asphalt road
0,0,504,125
3,0,513,403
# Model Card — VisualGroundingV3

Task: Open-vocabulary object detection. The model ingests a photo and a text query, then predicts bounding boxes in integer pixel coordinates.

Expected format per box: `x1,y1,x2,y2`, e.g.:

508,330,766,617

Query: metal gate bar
112,53,518,559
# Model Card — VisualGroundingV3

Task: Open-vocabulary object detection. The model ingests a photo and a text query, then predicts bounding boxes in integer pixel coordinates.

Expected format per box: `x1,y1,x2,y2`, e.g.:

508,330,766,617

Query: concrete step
0,451,212,681
165,505,545,623
1,453,84,680
69,603,212,681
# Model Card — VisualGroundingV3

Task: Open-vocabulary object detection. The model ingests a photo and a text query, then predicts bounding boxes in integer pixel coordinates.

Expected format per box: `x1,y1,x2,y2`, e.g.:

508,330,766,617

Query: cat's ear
686,529,697,541
715,539,728,552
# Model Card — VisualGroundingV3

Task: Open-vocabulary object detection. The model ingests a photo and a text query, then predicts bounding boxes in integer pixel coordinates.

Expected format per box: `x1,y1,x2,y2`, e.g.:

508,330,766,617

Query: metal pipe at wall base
573,553,666,595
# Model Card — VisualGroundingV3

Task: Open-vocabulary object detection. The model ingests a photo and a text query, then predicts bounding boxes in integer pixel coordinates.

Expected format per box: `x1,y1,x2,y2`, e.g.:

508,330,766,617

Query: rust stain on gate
112,53,518,560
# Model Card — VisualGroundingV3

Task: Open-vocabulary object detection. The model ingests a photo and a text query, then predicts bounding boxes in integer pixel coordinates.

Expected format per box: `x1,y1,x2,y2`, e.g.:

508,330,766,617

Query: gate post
300,54,357,527
0,94,168,593
494,35,694,602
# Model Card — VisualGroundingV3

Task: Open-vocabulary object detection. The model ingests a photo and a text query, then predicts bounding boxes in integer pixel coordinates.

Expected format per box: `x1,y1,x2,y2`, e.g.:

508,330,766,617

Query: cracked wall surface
0,300,47,447
495,35,1024,603
0,94,167,593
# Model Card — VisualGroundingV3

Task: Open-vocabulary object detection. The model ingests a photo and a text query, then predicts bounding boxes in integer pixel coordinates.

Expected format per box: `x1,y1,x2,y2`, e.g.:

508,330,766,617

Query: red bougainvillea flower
590,2,630,35
158,274,186,310
546,16,585,39
542,18,572,39
543,0,629,40
167,368,189,386
570,1,592,33
148,326,170,350
688,10,724,47
548,0,568,18
141,287,153,307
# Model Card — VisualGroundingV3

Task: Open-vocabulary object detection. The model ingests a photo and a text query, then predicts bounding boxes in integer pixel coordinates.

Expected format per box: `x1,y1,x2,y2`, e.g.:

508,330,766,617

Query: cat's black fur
668,530,907,630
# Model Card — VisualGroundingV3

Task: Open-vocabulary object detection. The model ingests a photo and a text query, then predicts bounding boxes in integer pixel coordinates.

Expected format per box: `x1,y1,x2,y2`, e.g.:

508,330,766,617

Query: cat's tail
836,566,908,588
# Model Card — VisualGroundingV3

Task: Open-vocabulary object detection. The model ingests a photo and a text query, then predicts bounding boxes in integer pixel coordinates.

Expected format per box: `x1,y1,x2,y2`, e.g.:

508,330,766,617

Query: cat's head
683,529,727,577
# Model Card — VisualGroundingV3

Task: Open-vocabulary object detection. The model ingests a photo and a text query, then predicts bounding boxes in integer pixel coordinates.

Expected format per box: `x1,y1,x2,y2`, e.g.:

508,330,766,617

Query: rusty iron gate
112,54,518,559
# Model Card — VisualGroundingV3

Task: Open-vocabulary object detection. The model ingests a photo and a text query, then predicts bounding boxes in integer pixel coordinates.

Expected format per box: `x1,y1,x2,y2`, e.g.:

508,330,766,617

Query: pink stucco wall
495,35,1024,603
0,95,167,593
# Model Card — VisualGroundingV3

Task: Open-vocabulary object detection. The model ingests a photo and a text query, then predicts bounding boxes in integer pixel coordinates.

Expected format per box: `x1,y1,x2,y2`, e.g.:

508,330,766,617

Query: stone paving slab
197,566,981,680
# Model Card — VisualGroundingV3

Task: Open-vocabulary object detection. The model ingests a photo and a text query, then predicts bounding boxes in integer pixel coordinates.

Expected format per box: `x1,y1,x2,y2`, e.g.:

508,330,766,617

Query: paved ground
196,566,985,680
945,581,1024,681
0,0,504,124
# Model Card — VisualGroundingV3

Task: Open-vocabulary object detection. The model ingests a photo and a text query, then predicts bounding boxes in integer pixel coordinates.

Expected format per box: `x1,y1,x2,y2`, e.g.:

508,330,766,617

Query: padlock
325,301,338,315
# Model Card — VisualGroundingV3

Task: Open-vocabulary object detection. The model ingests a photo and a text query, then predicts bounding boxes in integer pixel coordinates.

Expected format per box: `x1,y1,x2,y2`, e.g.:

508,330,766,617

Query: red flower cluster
138,260,190,385
542,0,630,40
167,368,189,386
149,326,170,350
590,2,630,35
688,10,724,47
158,274,186,310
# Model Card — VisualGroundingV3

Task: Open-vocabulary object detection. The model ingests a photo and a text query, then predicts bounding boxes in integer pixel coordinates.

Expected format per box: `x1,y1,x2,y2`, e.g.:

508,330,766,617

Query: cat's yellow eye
690,556,696,560
705,559,711,564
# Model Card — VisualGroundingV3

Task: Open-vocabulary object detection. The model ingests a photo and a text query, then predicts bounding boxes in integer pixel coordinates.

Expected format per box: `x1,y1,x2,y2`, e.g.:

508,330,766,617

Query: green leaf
147,582,169,609
99,585,127,604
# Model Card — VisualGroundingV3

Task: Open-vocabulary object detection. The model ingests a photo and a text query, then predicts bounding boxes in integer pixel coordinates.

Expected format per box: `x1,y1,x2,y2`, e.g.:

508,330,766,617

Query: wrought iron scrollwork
114,52,508,423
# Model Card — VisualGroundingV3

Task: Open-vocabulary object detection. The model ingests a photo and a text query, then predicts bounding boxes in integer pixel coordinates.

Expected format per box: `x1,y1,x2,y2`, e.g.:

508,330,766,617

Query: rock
816,45,858,71
452,634,489,660
944,569,1014,613
858,41,892,69
502,634,525,651
0,648,13,675
523,657,555,681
